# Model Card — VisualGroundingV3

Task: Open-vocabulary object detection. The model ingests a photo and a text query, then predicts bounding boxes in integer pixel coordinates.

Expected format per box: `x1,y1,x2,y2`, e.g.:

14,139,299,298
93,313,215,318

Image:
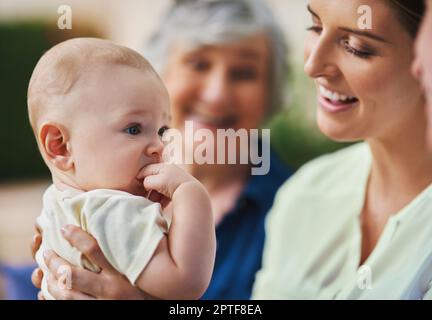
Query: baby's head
28,38,170,196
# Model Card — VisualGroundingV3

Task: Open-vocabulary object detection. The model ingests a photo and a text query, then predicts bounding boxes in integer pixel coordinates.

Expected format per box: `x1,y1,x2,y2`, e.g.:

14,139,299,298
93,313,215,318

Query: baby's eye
158,126,170,137
124,124,141,135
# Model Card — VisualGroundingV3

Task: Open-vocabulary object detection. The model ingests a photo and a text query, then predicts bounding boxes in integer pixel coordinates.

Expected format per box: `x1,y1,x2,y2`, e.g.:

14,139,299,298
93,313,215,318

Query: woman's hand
30,224,44,299
31,225,150,300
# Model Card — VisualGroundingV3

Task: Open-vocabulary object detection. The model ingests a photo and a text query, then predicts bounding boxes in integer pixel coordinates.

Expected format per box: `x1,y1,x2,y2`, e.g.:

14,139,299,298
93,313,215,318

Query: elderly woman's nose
200,68,233,107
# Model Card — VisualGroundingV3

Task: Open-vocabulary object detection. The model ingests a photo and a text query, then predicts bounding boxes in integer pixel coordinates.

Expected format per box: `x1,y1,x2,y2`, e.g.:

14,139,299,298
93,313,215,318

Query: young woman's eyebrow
338,27,391,44
307,4,391,44
307,5,319,19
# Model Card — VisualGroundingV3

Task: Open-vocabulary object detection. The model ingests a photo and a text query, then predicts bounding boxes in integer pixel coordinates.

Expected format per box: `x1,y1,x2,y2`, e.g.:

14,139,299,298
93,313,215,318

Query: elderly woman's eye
186,57,210,72
124,124,141,135
231,67,258,81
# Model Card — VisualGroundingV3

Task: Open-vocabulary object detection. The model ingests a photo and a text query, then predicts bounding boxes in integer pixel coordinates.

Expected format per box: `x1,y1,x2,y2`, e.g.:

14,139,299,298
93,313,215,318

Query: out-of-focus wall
0,0,309,61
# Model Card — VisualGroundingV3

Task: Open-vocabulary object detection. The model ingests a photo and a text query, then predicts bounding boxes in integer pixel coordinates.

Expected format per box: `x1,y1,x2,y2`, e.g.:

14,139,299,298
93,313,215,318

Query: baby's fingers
147,190,171,208
137,163,164,179
143,175,171,198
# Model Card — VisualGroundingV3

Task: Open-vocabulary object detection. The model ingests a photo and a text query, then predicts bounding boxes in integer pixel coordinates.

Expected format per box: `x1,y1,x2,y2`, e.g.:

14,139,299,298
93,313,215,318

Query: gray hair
143,0,289,117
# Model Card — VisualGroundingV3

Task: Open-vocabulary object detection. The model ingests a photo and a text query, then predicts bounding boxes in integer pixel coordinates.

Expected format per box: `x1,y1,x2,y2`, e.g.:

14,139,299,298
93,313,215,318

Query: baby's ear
38,122,73,172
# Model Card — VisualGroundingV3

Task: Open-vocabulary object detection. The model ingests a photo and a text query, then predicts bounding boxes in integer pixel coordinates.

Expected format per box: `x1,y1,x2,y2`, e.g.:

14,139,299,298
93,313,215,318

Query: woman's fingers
31,267,43,289
67,268,106,297
30,233,42,260
43,252,97,299
44,250,72,274
30,222,43,259
46,273,94,300
61,225,116,273
147,190,171,208
43,249,149,299
41,227,149,300
42,248,104,297
37,291,45,300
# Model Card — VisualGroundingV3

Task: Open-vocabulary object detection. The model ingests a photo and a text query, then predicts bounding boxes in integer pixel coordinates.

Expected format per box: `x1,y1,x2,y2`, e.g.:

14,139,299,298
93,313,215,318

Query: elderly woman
252,0,432,299
30,0,292,299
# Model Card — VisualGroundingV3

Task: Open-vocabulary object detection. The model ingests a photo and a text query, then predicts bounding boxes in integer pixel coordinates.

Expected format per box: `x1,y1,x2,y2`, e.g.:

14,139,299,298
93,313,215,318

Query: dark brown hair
388,0,426,37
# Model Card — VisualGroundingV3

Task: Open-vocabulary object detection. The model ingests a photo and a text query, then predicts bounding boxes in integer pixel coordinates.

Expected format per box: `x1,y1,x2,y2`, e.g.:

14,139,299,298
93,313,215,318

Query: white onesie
35,185,168,300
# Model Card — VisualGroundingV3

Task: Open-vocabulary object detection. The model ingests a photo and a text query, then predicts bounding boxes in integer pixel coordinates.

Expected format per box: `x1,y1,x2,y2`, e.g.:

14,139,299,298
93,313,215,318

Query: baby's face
66,64,170,196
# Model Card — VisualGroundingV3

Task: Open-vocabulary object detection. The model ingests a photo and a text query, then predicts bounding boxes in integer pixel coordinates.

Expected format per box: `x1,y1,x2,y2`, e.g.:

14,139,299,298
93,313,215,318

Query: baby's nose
147,140,164,162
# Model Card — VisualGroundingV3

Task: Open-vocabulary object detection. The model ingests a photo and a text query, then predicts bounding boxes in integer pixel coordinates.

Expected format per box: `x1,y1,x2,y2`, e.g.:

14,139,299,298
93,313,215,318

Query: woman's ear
38,122,74,172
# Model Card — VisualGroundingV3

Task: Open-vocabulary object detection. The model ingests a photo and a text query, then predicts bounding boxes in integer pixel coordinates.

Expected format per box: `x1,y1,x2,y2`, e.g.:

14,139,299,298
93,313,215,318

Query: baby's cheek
103,156,137,187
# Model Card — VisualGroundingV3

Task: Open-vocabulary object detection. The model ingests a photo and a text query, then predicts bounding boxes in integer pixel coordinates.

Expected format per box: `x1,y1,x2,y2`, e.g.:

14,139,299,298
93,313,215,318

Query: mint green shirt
253,143,432,300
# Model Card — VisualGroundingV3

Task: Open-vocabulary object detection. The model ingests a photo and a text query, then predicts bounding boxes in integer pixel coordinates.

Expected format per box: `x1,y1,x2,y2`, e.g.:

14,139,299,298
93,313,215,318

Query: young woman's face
304,0,424,142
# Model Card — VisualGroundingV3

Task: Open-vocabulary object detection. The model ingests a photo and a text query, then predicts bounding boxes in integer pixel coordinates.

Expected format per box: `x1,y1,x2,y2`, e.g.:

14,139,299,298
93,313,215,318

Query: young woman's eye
124,124,141,135
306,25,322,34
158,125,170,137
341,40,373,59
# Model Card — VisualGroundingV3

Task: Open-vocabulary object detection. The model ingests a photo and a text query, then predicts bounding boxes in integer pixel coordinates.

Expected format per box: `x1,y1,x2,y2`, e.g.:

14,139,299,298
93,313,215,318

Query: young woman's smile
317,83,359,113
304,0,424,142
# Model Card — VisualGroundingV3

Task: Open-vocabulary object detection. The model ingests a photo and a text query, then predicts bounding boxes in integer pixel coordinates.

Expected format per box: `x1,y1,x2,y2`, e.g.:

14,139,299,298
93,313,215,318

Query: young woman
252,0,432,299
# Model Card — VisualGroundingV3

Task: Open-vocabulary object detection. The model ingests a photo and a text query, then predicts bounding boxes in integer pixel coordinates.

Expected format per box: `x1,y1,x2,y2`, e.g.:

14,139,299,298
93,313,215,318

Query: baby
28,38,216,300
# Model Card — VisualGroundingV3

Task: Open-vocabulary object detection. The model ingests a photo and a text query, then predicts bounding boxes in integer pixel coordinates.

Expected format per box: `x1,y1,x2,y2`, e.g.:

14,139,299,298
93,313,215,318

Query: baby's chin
82,181,147,197
124,183,148,197
130,189,148,197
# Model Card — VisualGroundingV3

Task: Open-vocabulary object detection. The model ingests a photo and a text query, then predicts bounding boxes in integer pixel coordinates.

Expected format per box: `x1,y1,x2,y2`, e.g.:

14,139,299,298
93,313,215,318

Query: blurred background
0,0,348,299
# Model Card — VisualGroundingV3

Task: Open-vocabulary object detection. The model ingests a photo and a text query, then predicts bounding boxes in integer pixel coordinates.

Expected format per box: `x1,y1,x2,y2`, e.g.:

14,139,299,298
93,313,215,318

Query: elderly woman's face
304,0,424,142
162,34,269,134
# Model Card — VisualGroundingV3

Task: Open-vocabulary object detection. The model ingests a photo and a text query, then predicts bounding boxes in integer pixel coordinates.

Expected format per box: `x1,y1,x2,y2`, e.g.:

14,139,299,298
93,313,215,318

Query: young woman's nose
304,36,340,79
199,67,233,111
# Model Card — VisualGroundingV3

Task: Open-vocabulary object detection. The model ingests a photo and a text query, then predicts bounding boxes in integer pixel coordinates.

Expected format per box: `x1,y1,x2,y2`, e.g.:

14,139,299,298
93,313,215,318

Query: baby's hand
137,163,199,206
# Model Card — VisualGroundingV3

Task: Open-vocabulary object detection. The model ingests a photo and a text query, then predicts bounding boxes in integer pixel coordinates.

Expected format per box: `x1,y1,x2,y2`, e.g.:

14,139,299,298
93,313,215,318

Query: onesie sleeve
81,191,168,284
